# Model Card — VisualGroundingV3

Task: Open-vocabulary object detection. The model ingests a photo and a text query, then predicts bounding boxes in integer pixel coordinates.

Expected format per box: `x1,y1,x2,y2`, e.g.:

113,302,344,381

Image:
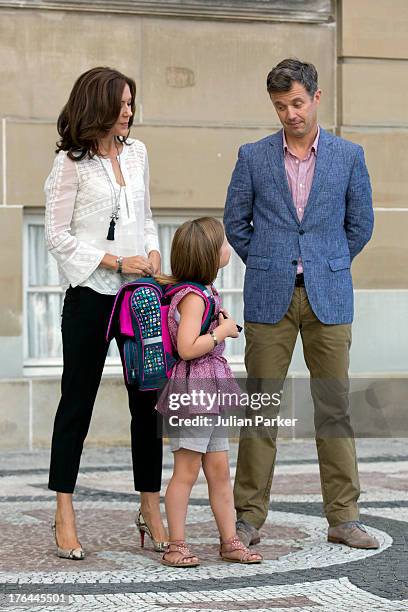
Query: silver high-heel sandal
52,523,85,560
136,509,168,553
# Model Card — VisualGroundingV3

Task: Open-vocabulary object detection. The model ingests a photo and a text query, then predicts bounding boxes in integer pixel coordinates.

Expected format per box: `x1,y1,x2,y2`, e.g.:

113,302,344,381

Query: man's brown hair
267,58,318,98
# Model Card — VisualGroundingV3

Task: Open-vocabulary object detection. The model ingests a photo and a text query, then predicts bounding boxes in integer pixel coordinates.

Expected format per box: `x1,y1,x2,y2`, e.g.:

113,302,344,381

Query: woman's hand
100,253,154,276
148,250,161,275
122,256,154,276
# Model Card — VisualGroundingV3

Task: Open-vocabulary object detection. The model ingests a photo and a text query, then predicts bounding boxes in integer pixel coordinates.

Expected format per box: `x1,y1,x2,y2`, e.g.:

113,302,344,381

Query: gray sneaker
236,518,261,547
328,521,379,549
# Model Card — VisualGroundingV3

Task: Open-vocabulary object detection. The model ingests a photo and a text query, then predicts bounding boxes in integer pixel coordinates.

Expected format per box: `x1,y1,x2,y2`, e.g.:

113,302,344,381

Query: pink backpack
106,277,215,391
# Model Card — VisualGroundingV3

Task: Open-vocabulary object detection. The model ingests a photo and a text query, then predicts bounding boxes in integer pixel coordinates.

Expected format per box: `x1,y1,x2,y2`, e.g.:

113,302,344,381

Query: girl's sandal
219,535,263,564
161,541,200,568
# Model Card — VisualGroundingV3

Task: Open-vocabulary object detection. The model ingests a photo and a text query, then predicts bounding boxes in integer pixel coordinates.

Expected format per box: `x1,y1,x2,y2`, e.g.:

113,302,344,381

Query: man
224,59,378,549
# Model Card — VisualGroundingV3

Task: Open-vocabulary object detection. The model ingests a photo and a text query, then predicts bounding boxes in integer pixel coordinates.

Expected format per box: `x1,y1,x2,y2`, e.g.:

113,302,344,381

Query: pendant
107,218,116,241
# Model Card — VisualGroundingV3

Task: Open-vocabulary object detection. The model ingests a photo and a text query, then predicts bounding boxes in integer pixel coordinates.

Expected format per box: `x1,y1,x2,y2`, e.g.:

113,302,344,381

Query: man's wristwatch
116,256,123,274
210,330,219,347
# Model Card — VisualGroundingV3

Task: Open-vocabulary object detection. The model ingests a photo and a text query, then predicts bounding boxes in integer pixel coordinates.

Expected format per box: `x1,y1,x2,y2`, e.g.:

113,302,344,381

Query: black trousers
48,286,162,494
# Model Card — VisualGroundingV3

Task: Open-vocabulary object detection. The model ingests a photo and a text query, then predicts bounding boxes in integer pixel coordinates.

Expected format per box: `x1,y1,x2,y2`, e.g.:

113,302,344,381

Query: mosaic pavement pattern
0,439,407,611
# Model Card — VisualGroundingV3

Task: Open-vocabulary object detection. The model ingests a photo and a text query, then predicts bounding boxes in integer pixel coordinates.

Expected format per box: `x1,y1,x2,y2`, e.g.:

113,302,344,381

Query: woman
45,67,167,559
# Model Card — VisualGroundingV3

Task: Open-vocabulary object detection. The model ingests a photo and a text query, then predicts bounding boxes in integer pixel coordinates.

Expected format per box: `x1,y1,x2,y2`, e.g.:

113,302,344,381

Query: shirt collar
283,125,320,158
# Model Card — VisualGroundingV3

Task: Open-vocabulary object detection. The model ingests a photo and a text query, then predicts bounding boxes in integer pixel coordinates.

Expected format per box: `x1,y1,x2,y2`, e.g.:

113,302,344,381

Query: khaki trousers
234,287,360,528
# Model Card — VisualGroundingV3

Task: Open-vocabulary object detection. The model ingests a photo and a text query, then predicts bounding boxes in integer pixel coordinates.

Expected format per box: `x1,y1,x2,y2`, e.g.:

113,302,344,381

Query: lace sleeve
142,145,161,255
44,152,105,287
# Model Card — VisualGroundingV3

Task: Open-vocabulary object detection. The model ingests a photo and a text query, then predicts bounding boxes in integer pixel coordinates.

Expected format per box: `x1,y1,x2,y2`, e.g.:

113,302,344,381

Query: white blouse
44,139,160,295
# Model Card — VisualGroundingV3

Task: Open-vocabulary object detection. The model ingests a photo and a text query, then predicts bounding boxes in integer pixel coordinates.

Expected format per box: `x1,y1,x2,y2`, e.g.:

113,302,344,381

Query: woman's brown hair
56,66,136,161
156,217,225,286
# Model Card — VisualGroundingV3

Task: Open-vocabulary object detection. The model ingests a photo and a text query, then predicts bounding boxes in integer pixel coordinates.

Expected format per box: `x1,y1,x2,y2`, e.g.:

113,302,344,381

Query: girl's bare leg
203,450,262,561
202,451,236,541
164,448,202,564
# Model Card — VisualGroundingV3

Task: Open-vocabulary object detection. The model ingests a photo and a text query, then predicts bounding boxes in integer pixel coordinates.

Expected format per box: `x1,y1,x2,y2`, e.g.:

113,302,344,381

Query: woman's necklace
99,141,128,241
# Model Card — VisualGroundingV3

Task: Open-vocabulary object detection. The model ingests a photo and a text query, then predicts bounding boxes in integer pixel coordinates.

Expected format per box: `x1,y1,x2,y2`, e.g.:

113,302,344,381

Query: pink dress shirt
283,127,320,275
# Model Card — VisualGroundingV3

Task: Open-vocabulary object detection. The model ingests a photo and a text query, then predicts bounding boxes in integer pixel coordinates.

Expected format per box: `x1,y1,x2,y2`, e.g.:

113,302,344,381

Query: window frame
23,211,245,376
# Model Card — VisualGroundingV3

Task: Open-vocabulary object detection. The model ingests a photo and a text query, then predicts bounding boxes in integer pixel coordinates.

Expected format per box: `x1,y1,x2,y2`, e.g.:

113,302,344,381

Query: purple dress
156,285,242,417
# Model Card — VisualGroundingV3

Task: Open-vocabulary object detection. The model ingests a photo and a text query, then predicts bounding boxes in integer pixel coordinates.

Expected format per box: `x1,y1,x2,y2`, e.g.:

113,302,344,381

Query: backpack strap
165,283,216,334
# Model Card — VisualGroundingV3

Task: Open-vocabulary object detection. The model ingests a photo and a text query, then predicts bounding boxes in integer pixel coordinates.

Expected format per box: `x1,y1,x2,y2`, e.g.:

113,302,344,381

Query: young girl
156,217,262,567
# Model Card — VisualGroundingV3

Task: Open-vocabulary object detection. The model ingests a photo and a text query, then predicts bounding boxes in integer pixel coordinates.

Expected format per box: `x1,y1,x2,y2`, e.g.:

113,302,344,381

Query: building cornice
0,0,334,24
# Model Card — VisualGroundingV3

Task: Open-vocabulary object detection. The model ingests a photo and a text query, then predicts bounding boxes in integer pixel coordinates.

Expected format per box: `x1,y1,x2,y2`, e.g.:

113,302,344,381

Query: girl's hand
218,313,239,338
220,308,232,318
122,256,154,276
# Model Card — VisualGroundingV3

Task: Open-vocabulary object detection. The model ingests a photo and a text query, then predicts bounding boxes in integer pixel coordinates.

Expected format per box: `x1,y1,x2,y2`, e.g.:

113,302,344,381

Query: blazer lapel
301,127,334,225
266,131,299,225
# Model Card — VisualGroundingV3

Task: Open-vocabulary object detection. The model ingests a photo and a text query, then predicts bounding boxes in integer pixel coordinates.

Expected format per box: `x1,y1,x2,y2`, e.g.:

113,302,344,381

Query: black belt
295,273,305,287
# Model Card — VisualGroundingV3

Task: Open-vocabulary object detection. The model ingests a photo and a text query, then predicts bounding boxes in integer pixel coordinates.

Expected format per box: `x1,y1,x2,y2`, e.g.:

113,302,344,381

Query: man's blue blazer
223,127,374,325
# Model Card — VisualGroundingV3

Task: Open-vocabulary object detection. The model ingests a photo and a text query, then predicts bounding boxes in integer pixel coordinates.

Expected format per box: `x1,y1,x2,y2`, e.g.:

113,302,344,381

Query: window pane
27,293,63,358
157,222,180,274
219,291,245,358
28,225,59,286
217,250,245,290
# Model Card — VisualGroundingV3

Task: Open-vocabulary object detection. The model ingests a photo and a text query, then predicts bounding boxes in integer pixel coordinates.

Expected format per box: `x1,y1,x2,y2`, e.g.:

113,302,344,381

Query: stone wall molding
0,0,333,23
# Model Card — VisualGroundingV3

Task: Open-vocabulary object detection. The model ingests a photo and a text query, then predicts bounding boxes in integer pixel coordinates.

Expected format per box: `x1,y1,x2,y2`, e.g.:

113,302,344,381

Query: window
24,214,245,373
24,216,63,364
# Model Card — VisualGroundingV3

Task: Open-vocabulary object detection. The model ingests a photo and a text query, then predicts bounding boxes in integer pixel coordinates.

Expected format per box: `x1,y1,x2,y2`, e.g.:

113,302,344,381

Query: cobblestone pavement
0,439,407,611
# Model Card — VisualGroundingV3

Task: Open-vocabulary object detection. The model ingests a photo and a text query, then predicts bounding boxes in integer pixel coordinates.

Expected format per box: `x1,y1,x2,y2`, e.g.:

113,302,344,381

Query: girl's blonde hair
155,217,224,285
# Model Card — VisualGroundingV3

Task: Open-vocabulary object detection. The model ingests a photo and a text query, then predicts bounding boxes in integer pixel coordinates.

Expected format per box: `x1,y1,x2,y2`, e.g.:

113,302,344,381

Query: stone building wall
0,0,406,448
